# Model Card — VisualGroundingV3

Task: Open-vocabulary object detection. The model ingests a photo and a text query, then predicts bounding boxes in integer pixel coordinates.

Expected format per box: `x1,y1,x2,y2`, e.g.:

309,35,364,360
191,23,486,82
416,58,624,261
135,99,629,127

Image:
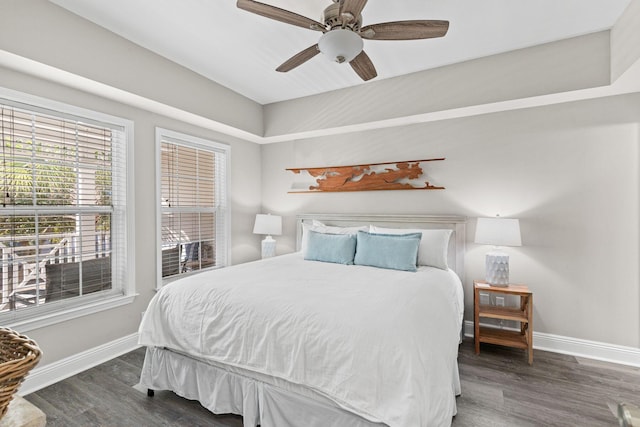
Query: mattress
139,252,464,427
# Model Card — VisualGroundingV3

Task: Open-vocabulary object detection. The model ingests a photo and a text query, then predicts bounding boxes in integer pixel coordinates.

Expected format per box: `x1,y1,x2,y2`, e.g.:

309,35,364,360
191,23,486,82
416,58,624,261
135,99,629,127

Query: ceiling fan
236,0,449,81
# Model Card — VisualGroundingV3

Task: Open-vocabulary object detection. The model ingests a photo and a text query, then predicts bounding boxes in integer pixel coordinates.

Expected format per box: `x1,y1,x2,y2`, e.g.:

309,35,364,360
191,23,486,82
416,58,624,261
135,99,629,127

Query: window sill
3,293,138,333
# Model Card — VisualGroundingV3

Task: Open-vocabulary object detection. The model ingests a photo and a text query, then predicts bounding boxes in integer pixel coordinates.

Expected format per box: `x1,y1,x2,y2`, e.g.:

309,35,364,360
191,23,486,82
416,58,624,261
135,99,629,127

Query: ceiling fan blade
276,44,320,72
349,50,377,81
361,20,449,40
340,0,368,21
237,0,326,32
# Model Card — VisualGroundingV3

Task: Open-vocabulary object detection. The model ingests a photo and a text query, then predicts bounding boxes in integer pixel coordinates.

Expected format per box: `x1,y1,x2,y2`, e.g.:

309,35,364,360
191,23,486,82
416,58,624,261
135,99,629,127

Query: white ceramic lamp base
485,251,510,286
261,236,277,259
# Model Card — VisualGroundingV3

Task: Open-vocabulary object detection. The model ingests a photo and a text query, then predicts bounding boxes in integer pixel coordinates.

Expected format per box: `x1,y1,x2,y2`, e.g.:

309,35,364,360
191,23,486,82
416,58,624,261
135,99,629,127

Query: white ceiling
50,0,632,105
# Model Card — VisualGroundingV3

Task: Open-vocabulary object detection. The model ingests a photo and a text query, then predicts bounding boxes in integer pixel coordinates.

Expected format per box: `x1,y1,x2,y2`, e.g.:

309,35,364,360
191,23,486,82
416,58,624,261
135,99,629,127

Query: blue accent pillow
304,230,357,265
354,231,421,272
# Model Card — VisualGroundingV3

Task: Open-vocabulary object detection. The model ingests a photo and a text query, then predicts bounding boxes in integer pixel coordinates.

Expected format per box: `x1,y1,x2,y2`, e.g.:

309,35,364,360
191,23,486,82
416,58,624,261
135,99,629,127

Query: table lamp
474,216,522,286
253,214,282,259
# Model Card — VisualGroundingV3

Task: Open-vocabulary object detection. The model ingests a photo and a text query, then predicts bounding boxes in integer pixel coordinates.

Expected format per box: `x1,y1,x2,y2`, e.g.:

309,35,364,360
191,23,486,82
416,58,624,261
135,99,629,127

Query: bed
138,214,467,427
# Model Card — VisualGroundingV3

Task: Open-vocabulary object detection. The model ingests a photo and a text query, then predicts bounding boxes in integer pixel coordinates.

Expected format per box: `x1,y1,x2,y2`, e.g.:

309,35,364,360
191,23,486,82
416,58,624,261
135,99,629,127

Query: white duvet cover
138,253,464,427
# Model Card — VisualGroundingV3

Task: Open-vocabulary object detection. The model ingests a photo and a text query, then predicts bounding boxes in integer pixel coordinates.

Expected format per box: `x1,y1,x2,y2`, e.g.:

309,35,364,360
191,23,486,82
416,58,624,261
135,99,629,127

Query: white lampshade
253,214,282,236
318,29,363,64
474,217,522,247
475,216,522,286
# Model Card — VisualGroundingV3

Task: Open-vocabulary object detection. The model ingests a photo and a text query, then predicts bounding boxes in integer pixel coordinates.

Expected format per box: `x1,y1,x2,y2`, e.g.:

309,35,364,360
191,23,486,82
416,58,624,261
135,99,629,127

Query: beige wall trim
611,0,640,82
18,333,140,396
464,321,640,368
2,48,638,146
0,50,263,144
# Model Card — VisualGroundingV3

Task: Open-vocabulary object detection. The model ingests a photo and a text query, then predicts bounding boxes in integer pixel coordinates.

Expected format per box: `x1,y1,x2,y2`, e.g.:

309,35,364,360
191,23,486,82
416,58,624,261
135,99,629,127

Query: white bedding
138,253,464,427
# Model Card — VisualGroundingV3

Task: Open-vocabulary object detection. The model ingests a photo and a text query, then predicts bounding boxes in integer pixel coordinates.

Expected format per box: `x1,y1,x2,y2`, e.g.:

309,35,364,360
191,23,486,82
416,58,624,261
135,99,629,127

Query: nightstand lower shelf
478,326,529,349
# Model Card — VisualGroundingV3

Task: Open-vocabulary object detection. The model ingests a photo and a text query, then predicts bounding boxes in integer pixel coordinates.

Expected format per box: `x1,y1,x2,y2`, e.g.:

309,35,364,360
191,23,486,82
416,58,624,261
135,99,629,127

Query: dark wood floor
24,339,640,426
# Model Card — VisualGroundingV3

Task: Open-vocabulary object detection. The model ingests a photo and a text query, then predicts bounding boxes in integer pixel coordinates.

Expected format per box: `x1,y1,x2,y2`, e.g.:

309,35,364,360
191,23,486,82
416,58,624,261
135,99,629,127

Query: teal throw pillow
354,231,421,272
304,230,357,265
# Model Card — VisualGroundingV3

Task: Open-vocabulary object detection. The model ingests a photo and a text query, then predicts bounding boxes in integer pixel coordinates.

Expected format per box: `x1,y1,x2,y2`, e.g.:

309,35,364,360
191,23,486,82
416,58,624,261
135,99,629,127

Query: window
0,88,132,330
156,128,229,286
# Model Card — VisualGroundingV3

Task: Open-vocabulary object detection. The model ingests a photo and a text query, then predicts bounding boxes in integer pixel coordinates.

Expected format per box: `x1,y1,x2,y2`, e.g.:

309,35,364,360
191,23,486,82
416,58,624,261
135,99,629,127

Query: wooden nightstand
474,280,533,364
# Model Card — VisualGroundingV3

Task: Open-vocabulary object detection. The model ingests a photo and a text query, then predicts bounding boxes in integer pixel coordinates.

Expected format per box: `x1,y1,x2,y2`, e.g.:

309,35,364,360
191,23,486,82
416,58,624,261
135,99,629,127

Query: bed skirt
139,346,388,427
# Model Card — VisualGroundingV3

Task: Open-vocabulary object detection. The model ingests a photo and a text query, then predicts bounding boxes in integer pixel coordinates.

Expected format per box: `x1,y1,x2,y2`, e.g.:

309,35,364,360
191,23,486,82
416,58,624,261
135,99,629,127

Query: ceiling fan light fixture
318,29,363,64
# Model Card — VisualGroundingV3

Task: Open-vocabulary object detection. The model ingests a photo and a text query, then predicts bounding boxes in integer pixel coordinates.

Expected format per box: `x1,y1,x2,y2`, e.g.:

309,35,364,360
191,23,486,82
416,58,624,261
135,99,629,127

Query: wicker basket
0,327,41,418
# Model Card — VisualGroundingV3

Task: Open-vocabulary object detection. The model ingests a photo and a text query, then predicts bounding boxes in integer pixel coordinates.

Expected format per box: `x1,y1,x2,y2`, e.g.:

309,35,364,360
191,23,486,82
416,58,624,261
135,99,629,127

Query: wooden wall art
287,158,445,193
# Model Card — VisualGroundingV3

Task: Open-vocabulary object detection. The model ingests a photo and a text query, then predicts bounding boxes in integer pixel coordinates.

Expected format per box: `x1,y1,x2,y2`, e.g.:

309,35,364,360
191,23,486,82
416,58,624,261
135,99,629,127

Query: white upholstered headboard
295,213,467,280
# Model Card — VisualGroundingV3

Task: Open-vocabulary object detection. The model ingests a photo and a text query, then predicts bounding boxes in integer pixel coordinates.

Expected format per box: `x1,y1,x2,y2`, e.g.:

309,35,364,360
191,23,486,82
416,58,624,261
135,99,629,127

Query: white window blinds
157,129,229,284
0,98,128,316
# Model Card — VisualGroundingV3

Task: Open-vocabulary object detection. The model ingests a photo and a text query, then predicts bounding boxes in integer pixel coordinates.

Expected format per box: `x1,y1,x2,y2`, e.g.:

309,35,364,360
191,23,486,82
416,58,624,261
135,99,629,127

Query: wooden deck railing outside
0,233,111,312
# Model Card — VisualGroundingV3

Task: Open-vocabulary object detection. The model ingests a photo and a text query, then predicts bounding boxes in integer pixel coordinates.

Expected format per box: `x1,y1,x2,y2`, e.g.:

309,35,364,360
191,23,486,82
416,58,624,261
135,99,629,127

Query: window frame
155,127,230,289
0,86,135,332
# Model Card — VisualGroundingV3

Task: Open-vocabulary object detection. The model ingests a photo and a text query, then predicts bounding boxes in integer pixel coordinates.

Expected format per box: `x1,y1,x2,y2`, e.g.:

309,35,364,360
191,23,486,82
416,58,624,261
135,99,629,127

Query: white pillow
301,221,368,256
369,226,452,270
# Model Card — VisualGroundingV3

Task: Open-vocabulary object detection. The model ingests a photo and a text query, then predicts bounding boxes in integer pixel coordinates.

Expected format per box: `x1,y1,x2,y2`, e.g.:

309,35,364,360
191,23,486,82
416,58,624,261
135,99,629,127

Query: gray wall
0,66,262,365
0,0,264,366
261,93,640,348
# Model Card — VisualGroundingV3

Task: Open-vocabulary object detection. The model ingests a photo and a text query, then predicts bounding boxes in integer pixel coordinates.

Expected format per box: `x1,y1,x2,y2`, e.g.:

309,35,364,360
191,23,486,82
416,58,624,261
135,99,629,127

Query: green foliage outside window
0,138,112,238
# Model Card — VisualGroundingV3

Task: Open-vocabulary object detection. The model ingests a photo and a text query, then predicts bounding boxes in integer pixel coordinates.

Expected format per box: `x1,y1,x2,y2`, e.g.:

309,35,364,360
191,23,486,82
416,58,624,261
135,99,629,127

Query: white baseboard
464,321,640,368
19,333,140,396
